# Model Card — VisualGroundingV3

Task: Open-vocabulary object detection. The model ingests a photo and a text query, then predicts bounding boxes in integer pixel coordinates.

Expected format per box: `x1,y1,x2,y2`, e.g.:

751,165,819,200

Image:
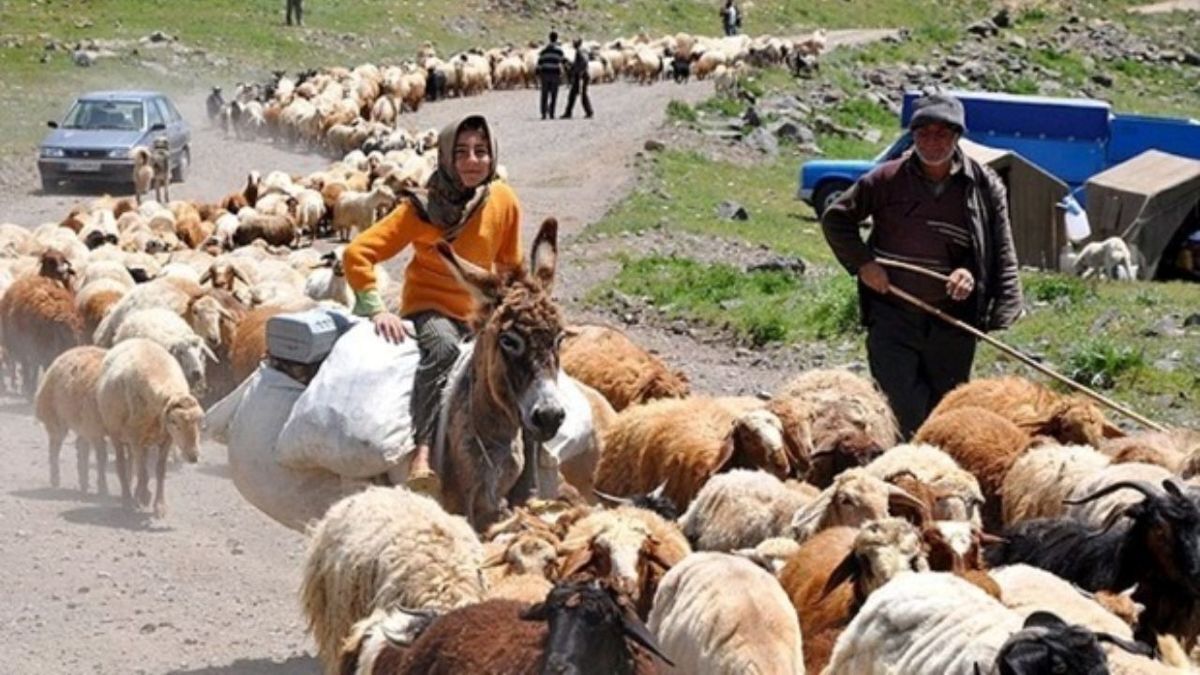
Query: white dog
1073,236,1137,280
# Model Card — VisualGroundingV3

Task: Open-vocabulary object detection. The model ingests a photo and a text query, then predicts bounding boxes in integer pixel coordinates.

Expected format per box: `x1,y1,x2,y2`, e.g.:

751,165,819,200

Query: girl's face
453,128,492,188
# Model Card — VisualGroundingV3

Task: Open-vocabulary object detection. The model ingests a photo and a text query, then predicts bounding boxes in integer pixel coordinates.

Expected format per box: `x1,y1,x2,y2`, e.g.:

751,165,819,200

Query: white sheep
865,442,984,525
1001,443,1110,525
1063,461,1175,528
824,572,1113,674
112,307,216,395
1074,236,1137,280
649,552,805,675
332,184,395,242
679,469,816,552
301,486,486,674
789,468,920,542
96,338,204,517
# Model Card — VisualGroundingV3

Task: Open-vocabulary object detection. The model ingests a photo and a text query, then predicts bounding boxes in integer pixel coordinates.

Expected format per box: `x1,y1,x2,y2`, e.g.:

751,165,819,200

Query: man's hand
946,268,975,301
858,261,890,294
372,312,409,344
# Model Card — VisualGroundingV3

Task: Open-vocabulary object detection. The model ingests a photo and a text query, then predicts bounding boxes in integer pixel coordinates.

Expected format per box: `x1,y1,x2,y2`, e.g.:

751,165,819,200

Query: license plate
67,160,102,172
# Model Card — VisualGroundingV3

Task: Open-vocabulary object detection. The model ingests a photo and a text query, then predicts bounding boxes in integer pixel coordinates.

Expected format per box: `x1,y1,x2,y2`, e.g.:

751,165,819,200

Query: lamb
367,581,667,675
96,338,204,517
559,324,689,411
1101,429,1200,473
648,552,804,675
558,504,691,619
595,396,812,511
332,184,395,241
789,468,925,542
34,345,110,493
864,442,985,524
929,375,1124,447
779,519,929,673
233,211,298,248
1074,236,1137,280
0,250,84,396
823,572,1132,674
300,486,486,674
678,469,815,552
112,307,217,395
1000,443,1110,525
914,405,1034,531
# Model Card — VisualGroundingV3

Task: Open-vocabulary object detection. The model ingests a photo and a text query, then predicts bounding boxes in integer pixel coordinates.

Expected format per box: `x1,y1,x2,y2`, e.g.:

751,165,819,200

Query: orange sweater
344,181,523,321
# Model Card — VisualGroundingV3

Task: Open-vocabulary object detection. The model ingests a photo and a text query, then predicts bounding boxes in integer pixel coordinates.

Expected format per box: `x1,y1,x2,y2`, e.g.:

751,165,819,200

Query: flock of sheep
214,29,827,156
6,26,1200,675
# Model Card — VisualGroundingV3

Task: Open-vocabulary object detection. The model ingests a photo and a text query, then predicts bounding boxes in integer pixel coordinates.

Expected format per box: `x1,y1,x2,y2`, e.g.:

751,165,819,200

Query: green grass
1065,339,1147,390
592,149,831,264
665,99,699,124
591,255,860,345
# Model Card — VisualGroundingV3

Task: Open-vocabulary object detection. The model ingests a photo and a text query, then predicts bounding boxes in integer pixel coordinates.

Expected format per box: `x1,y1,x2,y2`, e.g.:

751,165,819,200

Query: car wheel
171,146,190,183
813,180,852,218
41,175,59,194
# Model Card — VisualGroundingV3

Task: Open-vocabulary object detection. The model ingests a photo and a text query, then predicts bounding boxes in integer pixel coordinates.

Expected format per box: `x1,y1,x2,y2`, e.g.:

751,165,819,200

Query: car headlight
40,147,65,158
107,148,130,159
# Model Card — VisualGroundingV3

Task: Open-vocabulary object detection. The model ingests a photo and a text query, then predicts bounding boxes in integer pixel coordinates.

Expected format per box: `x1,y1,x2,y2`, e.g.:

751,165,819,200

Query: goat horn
975,530,1007,546
1096,633,1156,658
648,481,669,500
593,489,633,506
1062,480,1160,507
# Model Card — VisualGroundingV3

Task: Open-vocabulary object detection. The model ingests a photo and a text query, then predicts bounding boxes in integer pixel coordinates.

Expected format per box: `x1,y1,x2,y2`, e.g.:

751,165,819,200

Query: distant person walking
286,0,303,26
562,38,593,119
537,31,565,120
720,0,741,36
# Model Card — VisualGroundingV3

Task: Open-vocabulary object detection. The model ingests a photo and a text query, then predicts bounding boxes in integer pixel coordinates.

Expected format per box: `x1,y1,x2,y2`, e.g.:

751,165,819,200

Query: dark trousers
866,299,977,439
539,77,560,119
410,311,468,446
286,0,303,25
564,77,592,118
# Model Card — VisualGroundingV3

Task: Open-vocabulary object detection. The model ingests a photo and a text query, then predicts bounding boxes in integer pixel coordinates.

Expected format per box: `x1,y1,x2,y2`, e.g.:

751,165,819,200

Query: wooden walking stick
875,258,1166,432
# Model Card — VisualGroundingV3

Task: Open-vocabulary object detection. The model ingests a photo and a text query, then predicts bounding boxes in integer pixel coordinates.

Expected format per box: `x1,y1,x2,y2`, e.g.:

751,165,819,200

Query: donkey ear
530,218,558,292
435,240,501,305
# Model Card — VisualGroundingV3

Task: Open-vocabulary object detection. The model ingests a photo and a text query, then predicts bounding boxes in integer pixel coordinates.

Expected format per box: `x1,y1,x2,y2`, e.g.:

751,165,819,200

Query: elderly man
821,92,1023,438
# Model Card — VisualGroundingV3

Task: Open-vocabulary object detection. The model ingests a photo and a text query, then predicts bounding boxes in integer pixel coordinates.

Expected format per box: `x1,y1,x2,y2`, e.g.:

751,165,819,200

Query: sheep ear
822,552,859,599
530,218,558,292
435,240,501,306
519,601,550,622
1102,420,1126,439
710,429,738,476
198,267,213,285
557,543,596,579
619,606,675,667
1023,611,1067,630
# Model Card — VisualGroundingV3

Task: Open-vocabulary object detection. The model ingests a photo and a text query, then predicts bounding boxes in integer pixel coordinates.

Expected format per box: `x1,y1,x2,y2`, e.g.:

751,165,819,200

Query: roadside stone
716,200,750,221
966,19,999,37
1143,316,1184,337
1183,313,1200,328
1007,35,1027,50
1091,72,1114,87
743,127,779,156
72,50,95,67
747,256,807,276
643,139,665,152
992,8,1012,28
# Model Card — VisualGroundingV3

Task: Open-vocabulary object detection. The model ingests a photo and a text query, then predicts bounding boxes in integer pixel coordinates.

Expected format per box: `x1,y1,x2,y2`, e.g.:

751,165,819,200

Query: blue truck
798,90,1200,216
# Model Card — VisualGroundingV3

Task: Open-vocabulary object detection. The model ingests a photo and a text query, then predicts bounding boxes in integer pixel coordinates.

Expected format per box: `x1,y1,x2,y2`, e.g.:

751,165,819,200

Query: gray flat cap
909,93,966,133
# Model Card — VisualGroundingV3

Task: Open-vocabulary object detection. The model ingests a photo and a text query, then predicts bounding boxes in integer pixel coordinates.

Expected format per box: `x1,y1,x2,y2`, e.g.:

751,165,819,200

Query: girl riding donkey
345,115,563,520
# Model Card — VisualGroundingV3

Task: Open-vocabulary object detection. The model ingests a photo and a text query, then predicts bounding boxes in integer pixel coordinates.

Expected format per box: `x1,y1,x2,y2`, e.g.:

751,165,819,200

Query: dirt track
0,29,893,674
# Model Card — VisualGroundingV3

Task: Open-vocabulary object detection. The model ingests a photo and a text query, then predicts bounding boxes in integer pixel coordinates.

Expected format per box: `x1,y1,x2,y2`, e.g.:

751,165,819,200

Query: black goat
989,611,1150,675
986,479,1200,647
595,482,679,521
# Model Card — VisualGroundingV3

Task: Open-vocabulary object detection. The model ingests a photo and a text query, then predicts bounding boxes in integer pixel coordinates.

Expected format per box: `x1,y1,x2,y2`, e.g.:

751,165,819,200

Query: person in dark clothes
286,0,303,26
820,93,1023,438
720,0,741,37
536,31,565,120
562,37,593,119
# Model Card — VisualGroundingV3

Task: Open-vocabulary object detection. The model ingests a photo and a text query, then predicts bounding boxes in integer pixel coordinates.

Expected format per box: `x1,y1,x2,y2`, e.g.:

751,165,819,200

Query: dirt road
0,30,892,674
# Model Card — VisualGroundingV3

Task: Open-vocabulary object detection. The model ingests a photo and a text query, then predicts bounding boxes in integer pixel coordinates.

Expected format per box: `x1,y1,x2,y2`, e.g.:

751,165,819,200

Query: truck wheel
813,180,852,218
171,147,190,183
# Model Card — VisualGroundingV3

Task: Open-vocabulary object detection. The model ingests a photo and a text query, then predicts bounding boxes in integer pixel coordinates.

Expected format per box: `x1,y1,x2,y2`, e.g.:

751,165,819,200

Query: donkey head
437,217,567,441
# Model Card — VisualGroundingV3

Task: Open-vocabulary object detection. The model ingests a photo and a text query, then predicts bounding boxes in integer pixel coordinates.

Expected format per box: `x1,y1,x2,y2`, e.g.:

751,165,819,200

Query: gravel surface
0,29,892,674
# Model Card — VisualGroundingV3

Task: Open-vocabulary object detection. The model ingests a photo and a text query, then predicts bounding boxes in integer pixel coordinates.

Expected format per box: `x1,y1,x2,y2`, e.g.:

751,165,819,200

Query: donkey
433,217,568,530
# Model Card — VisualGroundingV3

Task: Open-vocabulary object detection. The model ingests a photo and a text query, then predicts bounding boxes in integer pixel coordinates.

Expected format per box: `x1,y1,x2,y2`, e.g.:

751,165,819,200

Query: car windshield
61,100,145,131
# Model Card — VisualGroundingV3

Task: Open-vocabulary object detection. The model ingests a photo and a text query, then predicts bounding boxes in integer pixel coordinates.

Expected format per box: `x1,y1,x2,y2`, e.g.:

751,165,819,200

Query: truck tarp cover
1086,149,1200,278
958,138,1070,270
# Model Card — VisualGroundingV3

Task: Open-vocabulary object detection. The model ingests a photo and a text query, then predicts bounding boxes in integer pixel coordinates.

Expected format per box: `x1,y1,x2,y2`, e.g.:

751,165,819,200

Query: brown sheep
915,405,1034,532
779,519,929,673
1102,429,1200,473
0,250,84,396
560,324,689,411
76,285,125,340
34,346,109,493
595,396,812,511
929,375,1124,447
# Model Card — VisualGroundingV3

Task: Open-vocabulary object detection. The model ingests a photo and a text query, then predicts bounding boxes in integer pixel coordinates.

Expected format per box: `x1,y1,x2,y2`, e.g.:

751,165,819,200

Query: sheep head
187,294,234,351
806,424,886,488
38,249,75,287
1022,397,1124,447
164,395,204,463
631,365,690,405
169,335,213,395
824,518,928,600
711,408,793,481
